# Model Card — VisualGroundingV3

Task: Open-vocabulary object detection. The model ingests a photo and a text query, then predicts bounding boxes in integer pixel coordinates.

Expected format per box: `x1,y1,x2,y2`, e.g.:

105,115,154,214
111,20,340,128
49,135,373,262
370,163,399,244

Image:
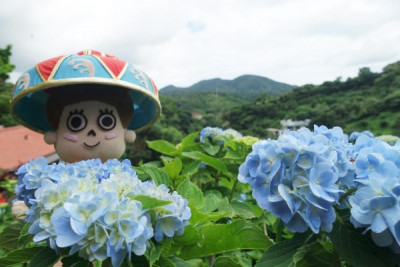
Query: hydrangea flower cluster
350,135,400,250
200,127,242,144
16,158,191,267
16,158,135,206
238,125,354,233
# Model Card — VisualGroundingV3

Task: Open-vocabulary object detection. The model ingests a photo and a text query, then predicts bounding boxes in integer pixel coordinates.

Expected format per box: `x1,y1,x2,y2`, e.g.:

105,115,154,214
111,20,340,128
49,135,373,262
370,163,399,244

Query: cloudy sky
1,0,399,88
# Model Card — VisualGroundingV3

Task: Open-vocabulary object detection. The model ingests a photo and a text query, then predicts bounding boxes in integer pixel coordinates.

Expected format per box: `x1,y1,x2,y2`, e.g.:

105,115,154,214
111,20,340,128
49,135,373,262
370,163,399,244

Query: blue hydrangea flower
200,126,243,144
200,127,224,143
17,158,191,267
239,125,354,233
349,134,400,249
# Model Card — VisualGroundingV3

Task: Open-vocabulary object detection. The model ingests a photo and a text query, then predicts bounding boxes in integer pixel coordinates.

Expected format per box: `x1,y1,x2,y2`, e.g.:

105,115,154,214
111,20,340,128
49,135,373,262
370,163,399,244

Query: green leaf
180,220,273,259
1,246,43,264
194,152,228,173
230,201,263,219
131,195,172,210
201,192,229,213
327,210,396,267
18,223,33,248
162,157,182,178
156,256,191,267
214,256,242,267
147,140,179,156
224,150,245,160
292,240,341,267
134,165,170,187
177,178,204,209
190,206,230,224
147,241,164,267
0,220,25,250
203,143,221,156
181,160,200,176
181,132,199,149
255,233,311,267
28,247,60,267
172,225,201,245
0,258,15,266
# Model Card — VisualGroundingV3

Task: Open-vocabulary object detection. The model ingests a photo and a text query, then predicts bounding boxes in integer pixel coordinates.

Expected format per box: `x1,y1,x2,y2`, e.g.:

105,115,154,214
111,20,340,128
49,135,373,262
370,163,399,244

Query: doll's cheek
64,133,78,142
105,132,118,140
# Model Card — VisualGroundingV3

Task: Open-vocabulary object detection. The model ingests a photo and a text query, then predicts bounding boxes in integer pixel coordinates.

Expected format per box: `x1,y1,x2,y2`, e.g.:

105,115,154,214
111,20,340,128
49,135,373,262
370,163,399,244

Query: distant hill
223,62,400,137
159,75,294,114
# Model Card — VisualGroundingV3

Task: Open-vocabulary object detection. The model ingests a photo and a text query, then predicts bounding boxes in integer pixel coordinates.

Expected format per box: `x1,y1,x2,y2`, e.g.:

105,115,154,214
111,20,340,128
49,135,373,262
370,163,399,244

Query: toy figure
10,50,161,217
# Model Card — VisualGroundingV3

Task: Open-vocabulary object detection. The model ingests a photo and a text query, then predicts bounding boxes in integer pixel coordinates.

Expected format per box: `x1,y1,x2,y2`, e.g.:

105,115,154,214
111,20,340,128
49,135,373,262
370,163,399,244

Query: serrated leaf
1,246,43,264
190,206,230,224
194,152,228,173
224,149,245,160
177,178,204,209
173,225,201,245
28,247,60,267
180,220,273,259
156,256,192,267
181,132,199,149
293,241,340,267
255,234,311,267
0,220,25,250
201,192,229,213
162,157,182,178
17,223,33,248
147,140,179,156
61,253,92,267
131,195,172,210
134,165,170,187
203,143,221,156
181,160,201,176
327,211,396,267
148,241,164,267
230,201,263,219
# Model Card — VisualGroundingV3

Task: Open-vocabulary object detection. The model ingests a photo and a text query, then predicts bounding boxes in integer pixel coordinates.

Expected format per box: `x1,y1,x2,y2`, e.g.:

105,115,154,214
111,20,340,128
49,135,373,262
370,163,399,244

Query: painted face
54,101,127,162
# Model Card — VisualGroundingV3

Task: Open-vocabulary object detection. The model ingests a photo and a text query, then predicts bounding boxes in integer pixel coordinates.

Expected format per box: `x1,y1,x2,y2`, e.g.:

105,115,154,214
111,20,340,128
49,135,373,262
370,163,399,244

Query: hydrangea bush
1,126,400,266
16,159,190,266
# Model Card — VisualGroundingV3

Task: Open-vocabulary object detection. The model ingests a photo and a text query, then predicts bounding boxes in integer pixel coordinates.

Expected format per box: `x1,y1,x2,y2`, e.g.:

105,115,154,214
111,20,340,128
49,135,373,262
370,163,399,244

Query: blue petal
51,207,84,247
369,196,396,211
371,213,388,233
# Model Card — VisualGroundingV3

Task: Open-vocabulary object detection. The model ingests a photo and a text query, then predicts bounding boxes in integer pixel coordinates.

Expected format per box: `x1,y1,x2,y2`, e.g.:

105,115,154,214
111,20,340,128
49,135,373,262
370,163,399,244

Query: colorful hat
10,50,161,133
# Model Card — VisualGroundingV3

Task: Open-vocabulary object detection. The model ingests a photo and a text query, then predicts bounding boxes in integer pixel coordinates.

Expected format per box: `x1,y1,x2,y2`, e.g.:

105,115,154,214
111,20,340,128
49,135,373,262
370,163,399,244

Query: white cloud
1,0,400,88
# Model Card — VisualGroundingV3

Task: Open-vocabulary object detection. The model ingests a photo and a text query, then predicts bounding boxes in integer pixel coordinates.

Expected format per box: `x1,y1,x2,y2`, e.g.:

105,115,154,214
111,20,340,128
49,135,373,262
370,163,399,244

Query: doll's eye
67,110,87,132
98,110,116,131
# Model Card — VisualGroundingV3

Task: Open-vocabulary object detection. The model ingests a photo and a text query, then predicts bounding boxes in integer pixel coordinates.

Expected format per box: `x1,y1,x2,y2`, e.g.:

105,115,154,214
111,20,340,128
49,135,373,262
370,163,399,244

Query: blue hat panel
120,64,156,95
53,55,113,80
12,67,43,98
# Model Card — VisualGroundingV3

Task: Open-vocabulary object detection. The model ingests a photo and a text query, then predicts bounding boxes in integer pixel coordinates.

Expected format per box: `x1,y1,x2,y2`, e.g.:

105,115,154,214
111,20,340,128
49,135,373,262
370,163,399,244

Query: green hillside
159,75,294,113
224,63,400,137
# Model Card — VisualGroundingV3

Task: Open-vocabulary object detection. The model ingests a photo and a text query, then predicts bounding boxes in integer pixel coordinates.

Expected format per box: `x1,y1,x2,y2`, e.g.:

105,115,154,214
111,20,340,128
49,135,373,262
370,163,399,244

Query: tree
0,45,17,126
0,45,14,85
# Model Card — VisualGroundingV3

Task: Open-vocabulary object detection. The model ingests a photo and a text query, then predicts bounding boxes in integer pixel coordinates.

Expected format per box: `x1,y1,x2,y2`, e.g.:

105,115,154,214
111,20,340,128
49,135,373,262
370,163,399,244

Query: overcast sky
1,0,399,89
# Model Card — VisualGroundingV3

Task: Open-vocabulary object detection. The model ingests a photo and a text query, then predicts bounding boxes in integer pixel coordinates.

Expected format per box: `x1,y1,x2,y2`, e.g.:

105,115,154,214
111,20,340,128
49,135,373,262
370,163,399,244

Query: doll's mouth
84,141,100,148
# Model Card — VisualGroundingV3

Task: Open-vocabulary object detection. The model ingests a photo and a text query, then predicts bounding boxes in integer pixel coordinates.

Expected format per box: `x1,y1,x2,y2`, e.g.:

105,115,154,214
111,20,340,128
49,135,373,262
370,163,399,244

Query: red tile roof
0,125,55,170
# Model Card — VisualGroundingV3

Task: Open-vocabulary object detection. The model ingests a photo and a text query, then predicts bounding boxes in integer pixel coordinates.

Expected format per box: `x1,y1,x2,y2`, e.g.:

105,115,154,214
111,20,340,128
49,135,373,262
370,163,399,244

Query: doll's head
10,50,161,163
44,84,136,163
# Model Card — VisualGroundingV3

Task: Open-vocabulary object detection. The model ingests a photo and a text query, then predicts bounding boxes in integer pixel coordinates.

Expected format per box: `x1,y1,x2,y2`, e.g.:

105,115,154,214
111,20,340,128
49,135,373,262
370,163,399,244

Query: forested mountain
223,63,400,137
159,75,294,113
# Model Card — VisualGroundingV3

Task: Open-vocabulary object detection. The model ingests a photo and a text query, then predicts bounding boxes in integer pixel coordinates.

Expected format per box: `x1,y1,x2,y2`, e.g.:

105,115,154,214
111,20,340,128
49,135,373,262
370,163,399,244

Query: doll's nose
87,129,96,137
